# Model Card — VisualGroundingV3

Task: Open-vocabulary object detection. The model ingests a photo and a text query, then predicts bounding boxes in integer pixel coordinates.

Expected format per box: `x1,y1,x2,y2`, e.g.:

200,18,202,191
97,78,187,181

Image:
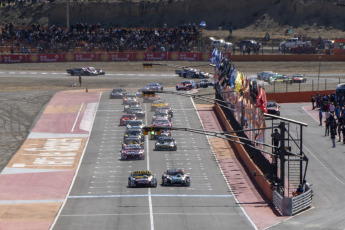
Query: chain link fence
262,78,344,93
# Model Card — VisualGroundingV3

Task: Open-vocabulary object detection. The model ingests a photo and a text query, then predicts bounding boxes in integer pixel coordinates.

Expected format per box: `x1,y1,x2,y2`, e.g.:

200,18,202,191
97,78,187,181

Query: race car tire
71,72,75,76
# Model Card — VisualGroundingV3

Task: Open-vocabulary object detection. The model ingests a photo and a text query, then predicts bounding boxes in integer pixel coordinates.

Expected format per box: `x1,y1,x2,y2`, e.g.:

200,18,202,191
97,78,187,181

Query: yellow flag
235,71,243,92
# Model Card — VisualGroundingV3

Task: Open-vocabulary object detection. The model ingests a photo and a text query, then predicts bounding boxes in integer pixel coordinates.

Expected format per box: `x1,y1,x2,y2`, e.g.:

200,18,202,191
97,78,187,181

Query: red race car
120,114,137,126
176,80,198,91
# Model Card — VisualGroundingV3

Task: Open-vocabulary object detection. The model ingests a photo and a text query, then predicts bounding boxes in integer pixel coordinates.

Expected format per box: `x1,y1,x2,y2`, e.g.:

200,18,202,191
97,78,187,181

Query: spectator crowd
314,92,345,148
0,22,201,54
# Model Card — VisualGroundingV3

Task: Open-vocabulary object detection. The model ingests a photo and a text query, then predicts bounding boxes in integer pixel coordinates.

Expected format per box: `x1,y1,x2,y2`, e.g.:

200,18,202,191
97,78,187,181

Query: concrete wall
266,90,335,103
214,104,273,201
231,54,345,62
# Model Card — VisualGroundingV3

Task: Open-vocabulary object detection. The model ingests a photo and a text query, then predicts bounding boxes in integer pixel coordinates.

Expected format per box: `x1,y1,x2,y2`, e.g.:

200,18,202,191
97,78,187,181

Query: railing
262,79,345,93
273,188,312,216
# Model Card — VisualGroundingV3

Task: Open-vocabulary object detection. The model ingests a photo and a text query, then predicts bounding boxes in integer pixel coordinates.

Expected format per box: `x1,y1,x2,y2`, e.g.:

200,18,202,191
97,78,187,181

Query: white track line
145,103,155,230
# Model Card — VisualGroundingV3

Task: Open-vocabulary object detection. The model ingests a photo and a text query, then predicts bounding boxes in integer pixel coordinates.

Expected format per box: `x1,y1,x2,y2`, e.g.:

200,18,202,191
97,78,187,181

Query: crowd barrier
0,52,232,63
266,90,335,103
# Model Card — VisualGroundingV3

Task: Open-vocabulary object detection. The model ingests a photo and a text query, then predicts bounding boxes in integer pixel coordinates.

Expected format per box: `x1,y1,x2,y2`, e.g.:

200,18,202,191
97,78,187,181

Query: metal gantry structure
143,90,309,198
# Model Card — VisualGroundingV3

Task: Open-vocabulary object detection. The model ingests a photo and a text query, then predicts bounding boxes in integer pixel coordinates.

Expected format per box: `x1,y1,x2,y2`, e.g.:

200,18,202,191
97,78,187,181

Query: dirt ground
0,61,343,172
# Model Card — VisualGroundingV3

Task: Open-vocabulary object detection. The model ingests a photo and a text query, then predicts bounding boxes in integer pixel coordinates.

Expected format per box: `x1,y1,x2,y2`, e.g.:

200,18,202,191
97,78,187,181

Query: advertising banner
0,52,219,63
99,53,133,62
28,54,62,63
134,52,168,61
1,54,26,63
63,53,98,62
169,52,199,61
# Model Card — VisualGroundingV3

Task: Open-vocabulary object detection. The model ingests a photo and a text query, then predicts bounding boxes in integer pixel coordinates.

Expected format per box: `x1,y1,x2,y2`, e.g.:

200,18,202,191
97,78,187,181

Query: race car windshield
124,138,141,144
267,102,277,107
167,170,184,176
128,121,143,125
147,83,159,86
155,120,169,124
125,146,142,150
123,115,136,118
133,172,152,176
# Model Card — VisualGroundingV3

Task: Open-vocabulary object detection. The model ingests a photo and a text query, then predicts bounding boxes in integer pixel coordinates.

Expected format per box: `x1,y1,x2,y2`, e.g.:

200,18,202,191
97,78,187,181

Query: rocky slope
1,0,345,31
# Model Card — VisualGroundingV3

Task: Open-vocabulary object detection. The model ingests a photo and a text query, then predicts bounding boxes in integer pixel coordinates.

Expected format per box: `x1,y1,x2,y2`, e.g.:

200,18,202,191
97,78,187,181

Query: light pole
66,0,70,28
317,56,321,92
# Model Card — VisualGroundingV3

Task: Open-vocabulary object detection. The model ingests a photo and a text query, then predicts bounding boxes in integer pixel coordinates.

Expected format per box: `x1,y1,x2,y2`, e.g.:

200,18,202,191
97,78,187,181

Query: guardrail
273,188,312,216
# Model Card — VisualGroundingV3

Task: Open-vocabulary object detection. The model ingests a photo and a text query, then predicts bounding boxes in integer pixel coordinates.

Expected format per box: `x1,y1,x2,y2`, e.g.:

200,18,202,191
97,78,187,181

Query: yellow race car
151,100,168,111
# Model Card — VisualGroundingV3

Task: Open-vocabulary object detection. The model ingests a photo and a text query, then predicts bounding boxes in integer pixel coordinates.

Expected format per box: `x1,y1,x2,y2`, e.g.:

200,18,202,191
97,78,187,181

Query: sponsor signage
0,52,224,63
1,54,26,63
100,53,133,62
29,54,62,63
63,53,98,62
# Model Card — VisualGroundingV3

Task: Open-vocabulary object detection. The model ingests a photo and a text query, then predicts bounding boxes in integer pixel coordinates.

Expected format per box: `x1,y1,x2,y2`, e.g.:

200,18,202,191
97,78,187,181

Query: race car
123,94,139,105
152,118,172,129
122,137,143,149
120,114,137,126
196,79,211,88
162,169,190,186
143,95,161,103
292,74,307,83
126,120,145,129
152,111,171,122
66,67,105,76
120,144,145,160
151,100,168,111
110,88,127,99
267,101,280,116
127,107,145,118
124,102,141,112
176,80,198,91
128,171,157,188
154,136,177,151
124,128,145,141
146,83,163,91
156,106,174,117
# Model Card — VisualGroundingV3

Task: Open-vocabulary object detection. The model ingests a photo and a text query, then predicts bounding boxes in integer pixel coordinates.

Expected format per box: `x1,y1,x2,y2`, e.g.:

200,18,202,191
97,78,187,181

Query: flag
229,65,235,87
256,86,268,113
234,71,242,92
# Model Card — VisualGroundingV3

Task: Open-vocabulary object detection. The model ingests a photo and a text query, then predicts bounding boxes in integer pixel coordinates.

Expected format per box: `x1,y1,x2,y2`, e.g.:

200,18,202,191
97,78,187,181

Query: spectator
311,95,315,110
319,109,323,126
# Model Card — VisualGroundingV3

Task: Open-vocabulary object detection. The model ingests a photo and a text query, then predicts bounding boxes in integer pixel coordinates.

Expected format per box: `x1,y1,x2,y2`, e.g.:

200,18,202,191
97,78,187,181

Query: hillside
1,0,345,40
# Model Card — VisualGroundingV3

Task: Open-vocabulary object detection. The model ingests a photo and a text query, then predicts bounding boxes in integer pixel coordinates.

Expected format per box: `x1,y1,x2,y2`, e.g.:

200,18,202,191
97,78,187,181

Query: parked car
279,38,311,49
210,37,233,49
290,44,317,54
267,101,280,116
238,40,258,49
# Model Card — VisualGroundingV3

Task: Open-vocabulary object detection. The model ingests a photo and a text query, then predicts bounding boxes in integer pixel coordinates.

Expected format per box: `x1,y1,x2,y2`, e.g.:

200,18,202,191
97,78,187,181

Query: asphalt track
52,90,255,230
1,70,345,229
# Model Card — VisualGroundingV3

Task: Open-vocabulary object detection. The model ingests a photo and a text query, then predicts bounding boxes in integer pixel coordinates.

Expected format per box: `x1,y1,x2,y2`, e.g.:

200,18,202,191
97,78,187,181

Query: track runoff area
51,89,256,230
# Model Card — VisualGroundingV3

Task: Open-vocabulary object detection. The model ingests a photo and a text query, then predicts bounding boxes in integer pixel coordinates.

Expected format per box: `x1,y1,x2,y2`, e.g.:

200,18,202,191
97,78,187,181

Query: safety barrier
214,103,273,201
273,188,312,216
0,52,230,63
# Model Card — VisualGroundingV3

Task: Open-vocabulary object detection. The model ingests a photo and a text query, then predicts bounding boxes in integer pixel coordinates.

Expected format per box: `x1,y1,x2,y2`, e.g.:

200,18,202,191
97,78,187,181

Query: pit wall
230,54,345,62
266,90,335,103
214,104,273,201
2,53,345,63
